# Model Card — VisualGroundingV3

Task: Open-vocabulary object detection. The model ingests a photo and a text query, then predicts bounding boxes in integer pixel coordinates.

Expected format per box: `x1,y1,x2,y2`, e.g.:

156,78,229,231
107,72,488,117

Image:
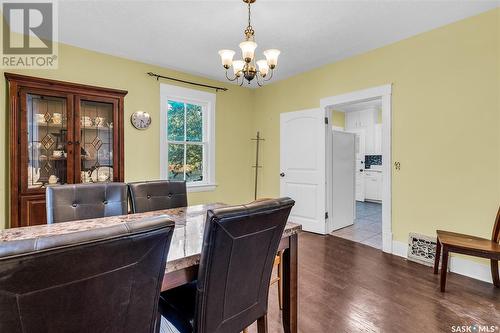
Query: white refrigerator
331,130,356,231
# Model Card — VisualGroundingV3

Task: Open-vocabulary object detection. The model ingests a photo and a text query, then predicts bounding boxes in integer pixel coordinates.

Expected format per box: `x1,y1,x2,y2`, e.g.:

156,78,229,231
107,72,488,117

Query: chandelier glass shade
218,0,280,86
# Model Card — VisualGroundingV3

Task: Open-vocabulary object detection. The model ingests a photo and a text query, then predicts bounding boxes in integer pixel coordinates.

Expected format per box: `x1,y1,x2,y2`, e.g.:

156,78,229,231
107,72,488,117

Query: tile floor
330,201,382,249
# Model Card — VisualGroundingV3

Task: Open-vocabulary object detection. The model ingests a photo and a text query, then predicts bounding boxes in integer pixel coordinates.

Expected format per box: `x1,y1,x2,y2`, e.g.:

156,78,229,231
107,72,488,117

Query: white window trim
160,83,216,192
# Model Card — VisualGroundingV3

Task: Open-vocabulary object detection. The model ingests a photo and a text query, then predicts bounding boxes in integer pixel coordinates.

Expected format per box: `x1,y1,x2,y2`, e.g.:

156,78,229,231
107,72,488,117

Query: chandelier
218,0,280,86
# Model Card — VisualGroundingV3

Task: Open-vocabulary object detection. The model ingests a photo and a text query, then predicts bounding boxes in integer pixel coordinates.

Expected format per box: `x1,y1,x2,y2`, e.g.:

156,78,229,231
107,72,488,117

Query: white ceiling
58,0,499,87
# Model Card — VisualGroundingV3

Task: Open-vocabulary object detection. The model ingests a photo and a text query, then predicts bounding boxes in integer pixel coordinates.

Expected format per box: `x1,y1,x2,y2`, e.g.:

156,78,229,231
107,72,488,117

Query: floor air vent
407,233,437,266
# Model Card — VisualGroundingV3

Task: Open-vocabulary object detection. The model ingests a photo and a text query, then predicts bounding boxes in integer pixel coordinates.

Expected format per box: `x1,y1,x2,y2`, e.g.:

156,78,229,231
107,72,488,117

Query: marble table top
0,203,302,273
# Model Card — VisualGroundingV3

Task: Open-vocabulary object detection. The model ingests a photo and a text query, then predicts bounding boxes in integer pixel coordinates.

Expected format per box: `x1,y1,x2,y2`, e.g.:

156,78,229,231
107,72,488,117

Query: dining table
0,203,302,333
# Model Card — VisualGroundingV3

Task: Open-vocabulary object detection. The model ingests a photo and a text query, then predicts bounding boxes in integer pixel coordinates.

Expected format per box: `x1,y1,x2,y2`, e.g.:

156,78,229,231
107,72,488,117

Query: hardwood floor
246,233,500,333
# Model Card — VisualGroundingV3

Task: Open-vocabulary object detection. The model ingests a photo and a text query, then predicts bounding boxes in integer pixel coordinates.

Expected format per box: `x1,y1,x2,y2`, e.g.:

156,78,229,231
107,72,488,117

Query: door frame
320,84,392,253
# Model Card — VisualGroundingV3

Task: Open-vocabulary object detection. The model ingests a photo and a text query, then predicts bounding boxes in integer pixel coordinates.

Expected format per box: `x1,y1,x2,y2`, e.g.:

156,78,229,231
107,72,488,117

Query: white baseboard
382,232,393,254
449,256,492,283
392,240,492,283
392,240,408,258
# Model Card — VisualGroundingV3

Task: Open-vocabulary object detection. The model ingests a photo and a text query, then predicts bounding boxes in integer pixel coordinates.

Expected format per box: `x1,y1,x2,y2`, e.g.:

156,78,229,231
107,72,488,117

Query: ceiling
58,1,499,87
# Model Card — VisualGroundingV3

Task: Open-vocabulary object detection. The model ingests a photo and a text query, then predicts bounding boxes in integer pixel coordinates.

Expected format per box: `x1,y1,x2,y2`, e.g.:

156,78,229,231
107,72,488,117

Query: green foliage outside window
167,100,203,182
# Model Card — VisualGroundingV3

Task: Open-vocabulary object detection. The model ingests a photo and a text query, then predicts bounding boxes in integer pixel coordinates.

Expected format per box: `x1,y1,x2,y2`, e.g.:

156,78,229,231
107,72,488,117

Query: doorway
321,85,392,253
330,98,383,249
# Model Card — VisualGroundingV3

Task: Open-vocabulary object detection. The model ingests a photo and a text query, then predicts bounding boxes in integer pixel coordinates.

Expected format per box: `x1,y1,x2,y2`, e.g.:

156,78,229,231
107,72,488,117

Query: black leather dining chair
46,182,128,223
128,180,188,213
0,215,175,333
158,197,295,333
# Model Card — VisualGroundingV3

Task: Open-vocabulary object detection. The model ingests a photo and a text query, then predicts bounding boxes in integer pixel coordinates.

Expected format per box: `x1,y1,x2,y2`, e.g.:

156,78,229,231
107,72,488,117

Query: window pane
27,95,68,188
168,143,185,180
186,144,203,182
186,103,202,142
80,100,114,183
167,100,185,141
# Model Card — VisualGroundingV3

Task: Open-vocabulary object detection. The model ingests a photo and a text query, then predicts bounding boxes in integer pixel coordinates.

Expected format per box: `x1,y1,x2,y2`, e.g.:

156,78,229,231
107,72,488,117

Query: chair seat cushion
159,282,197,333
437,230,500,254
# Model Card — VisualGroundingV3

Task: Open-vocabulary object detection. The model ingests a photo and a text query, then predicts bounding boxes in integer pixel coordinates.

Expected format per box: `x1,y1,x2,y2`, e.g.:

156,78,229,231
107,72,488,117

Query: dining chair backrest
492,206,500,243
194,197,295,333
46,182,128,223
0,215,175,333
128,180,187,213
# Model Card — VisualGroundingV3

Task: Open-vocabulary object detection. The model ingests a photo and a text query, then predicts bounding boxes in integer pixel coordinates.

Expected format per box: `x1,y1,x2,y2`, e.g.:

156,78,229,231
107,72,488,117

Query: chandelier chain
244,1,254,38
248,2,251,30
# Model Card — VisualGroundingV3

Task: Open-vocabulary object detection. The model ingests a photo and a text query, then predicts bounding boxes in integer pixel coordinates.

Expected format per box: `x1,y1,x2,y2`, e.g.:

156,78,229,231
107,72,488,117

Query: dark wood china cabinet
6,73,128,228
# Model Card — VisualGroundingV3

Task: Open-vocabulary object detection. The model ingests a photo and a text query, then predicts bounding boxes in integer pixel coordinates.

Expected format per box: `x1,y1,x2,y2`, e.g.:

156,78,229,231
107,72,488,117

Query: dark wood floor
249,233,500,333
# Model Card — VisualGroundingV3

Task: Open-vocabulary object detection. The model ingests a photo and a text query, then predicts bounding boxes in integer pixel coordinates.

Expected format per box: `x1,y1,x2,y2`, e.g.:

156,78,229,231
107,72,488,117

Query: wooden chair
434,206,500,292
270,251,284,310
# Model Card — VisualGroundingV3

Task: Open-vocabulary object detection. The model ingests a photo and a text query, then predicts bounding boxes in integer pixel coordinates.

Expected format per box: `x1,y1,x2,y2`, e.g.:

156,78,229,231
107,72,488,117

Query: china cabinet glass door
21,90,74,191
75,96,118,183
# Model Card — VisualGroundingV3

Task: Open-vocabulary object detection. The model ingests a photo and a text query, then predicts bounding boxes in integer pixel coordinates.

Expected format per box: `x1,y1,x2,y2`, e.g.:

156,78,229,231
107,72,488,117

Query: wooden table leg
440,247,449,292
282,233,298,333
491,259,500,287
434,237,441,275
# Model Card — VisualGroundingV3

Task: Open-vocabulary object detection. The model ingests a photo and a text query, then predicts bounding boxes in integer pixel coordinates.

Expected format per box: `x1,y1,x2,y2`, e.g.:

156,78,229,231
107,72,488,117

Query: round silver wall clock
131,111,152,130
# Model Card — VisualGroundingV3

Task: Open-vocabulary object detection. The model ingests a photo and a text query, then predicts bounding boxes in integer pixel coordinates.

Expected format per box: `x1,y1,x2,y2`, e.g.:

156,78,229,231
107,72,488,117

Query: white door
331,131,355,230
280,109,326,234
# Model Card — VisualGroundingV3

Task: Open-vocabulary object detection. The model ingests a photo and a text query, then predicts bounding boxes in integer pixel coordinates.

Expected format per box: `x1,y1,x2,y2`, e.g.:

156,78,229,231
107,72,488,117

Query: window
160,84,216,192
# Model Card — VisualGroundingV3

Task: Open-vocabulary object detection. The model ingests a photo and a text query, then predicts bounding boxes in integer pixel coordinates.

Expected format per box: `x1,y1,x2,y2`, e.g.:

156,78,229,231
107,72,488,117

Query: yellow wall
0,43,256,228
253,9,500,243
1,8,499,243
331,111,345,128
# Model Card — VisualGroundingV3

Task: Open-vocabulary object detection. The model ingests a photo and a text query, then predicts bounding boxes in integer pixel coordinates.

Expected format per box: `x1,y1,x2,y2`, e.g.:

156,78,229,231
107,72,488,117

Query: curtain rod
147,72,228,92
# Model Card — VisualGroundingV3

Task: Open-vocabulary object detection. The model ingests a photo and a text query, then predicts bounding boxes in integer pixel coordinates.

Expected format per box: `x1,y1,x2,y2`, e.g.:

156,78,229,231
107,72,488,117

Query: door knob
359,169,364,172
280,172,285,177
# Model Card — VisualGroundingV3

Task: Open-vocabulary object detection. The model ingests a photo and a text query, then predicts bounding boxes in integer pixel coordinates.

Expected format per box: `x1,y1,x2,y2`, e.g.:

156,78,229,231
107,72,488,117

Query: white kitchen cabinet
355,171,365,202
360,109,377,128
345,111,359,129
364,171,382,201
345,109,379,153
346,110,377,129
346,108,383,201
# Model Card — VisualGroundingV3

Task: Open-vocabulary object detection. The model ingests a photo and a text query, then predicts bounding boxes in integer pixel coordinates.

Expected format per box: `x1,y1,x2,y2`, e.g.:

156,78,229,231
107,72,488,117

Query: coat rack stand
251,131,265,200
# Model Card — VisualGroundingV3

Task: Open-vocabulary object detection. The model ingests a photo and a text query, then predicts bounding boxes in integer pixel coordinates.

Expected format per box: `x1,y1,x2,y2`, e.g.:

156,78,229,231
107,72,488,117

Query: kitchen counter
365,168,382,172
